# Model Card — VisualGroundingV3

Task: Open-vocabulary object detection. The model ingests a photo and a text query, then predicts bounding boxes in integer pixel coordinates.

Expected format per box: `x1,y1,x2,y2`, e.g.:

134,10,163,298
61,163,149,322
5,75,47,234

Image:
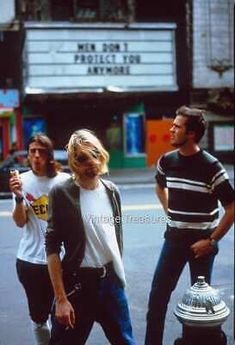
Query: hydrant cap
174,276,230,327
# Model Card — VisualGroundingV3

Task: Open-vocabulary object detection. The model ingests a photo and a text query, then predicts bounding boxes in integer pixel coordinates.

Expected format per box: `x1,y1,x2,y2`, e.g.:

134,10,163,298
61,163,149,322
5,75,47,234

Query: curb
107,165,234,185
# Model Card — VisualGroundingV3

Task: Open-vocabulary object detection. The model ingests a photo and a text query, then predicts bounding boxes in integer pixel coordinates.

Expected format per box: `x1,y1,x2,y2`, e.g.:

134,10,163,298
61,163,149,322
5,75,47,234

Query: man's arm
191,201,234,258
155,183,168,214
210,201,234,241
9,173,27,227
47,253,75,328
12,202,28,227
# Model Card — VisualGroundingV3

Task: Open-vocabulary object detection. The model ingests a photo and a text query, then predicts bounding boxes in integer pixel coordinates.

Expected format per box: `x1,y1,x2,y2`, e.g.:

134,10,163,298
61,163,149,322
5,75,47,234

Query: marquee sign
23,23,177,94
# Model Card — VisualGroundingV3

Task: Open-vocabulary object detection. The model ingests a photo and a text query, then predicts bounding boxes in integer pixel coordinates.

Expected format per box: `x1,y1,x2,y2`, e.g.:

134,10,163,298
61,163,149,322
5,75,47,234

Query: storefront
22,21,188,167
0,89,22,160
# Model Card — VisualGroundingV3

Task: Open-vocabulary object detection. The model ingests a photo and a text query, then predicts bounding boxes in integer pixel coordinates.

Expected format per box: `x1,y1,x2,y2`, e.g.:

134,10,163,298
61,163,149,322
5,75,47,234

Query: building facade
0,0,233,165
191,0,234,163
0,0,23,160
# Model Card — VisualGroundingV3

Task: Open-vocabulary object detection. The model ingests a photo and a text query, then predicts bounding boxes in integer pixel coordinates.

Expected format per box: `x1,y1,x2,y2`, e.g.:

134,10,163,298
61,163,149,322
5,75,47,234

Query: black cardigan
45,177,123,275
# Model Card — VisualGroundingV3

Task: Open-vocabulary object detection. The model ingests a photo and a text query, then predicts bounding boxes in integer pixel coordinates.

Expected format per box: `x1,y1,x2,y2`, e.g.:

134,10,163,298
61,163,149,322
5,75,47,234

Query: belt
73,261,113,279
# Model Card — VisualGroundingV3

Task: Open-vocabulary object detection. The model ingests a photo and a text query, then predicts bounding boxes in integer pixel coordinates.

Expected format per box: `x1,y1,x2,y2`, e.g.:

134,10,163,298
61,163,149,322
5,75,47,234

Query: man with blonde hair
46,129,136,345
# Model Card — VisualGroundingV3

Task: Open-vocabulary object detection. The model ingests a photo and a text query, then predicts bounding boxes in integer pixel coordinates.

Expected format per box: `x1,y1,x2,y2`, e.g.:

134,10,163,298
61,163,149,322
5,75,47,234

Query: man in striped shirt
145,106,234,345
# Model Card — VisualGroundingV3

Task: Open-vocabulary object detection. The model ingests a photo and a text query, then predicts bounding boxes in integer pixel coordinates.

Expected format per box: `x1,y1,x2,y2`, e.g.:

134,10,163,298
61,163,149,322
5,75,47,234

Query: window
75,0,99,21
50,0,74,20
135,0,182,22
17,0,130,22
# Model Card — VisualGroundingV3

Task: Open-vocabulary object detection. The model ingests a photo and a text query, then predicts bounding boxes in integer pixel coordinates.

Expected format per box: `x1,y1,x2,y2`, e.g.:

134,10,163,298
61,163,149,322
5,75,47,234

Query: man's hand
9,170,22,197
55,298,75,329
191,239,214,258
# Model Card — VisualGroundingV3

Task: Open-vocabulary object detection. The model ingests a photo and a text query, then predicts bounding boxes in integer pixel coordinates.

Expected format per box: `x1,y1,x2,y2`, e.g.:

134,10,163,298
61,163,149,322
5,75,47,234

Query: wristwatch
209,237,218,247
15,195,24,204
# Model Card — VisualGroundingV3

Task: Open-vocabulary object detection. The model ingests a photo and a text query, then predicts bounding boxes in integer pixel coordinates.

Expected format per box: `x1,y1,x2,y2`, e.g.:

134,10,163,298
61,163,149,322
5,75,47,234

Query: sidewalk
108,167,156,185
107,164,234,185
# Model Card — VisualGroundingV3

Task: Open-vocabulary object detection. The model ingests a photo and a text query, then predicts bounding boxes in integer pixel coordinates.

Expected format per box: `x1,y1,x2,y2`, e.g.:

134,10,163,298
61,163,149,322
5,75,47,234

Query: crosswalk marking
122,204,162,211
0,211,12,216
0,203,163,217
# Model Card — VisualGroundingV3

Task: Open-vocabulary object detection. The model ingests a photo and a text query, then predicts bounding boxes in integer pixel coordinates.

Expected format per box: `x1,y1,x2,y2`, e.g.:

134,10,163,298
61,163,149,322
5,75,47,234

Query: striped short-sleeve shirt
155,150,234,234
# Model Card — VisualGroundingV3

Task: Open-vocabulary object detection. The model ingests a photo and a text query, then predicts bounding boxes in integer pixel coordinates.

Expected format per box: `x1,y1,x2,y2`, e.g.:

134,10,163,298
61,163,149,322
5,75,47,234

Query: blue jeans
50,269,136,345
145,238,218,345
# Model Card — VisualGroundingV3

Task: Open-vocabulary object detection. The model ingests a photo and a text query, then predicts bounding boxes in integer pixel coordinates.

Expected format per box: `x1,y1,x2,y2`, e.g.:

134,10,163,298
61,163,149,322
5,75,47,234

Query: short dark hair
175,105,206,143
27,134,57,177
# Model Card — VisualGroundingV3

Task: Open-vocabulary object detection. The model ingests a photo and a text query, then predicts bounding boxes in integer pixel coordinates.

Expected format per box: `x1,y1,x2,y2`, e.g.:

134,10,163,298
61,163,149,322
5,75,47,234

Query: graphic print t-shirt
14,170,69,264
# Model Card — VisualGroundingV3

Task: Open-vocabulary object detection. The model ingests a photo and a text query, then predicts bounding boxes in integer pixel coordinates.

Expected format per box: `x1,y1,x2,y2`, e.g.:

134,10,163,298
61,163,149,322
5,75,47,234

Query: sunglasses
75,149,100,164
29,148,48,156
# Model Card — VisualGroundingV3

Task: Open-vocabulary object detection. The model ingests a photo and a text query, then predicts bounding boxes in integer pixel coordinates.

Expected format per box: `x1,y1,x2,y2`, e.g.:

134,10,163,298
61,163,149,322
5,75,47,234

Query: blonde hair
66,129,109,175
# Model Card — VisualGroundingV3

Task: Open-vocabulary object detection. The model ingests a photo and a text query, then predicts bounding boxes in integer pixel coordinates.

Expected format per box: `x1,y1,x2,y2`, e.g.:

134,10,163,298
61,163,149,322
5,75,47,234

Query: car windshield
0,150,68,168
0,151,28,168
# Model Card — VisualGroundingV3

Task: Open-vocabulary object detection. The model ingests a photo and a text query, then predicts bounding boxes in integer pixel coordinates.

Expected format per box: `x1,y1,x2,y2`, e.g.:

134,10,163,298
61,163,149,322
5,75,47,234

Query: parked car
0,150,70,198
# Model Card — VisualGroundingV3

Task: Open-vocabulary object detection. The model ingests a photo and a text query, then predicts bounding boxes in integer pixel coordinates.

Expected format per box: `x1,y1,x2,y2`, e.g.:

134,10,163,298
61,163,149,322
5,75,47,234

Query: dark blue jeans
50,270,136,345
145,238,218,345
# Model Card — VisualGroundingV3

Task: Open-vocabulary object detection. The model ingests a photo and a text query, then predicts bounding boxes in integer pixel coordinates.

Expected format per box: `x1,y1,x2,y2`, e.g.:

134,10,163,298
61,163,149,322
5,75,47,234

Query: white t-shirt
80,181,126,286
14,170,70,265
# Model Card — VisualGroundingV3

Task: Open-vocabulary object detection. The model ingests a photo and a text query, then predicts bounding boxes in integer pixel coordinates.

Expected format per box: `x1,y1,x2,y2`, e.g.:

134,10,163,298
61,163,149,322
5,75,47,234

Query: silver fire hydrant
174,276,230,345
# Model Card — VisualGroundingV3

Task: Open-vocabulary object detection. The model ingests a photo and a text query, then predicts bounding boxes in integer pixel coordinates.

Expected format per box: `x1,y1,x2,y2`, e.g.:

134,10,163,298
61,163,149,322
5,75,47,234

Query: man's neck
179,143,200,156
76,176,100,190
32,169,47,177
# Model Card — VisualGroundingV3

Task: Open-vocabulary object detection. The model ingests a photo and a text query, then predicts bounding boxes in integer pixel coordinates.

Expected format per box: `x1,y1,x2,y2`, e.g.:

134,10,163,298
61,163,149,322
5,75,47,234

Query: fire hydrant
174,276,230,345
